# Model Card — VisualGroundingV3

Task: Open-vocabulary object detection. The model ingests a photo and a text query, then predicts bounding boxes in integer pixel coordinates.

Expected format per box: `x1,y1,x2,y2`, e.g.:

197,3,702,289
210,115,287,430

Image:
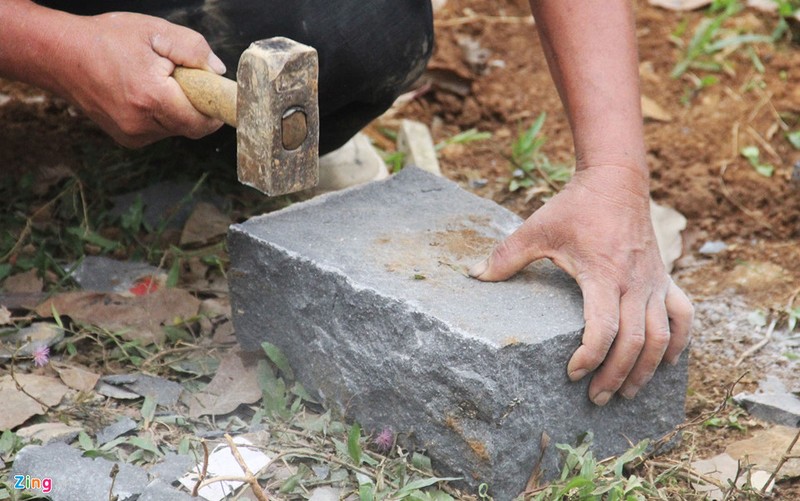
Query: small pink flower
32,345,50,367
373,428,393,453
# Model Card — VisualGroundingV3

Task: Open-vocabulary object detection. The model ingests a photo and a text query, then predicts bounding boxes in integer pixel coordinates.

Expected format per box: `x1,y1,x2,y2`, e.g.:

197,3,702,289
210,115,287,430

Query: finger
587,290,646,406
155,79,225,139
663,280,693,365
618,296,670,399
567,279,620,381
150,24,227,74
469,219,549,281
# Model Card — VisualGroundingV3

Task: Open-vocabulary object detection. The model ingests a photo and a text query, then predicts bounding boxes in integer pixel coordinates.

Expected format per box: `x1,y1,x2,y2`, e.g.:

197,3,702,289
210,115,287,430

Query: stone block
228,167,687,500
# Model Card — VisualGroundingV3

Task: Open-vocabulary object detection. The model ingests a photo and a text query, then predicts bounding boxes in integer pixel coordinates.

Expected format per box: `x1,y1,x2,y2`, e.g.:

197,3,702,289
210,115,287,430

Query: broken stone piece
735,376,800,427
228,167,688,499
96,416,138,445
397,119,442,176
101,373,184,407
11,442,190,500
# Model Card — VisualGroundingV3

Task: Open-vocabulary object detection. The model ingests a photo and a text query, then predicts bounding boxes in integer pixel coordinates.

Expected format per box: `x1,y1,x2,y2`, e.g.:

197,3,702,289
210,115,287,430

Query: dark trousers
38,1,434,153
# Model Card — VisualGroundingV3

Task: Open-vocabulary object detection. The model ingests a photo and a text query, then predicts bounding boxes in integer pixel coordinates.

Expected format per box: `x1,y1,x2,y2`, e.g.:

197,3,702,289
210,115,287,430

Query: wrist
0,1,88,99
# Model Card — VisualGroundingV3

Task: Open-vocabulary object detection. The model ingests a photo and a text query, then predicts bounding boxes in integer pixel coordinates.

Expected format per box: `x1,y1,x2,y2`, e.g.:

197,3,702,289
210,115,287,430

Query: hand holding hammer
173,37,319,196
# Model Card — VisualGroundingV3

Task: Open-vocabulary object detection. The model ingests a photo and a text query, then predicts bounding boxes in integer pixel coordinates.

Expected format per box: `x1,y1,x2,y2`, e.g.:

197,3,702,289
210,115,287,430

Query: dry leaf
189,350,263,418
35,288,200,345
0,305,11,326
726,426,800,480
53,362,101,392
650,200,687,273
641,95,672,122
0,374,69,429
180,202,231,246
691,453,773,499
648,0,712,11
2,269,43,294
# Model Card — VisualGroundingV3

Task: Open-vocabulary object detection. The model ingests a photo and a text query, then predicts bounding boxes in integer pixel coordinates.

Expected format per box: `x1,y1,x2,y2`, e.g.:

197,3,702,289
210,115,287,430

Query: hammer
172,37,319,196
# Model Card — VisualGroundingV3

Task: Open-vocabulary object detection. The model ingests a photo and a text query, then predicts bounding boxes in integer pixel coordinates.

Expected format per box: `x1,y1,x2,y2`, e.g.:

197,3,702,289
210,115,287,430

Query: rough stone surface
229,167,688,500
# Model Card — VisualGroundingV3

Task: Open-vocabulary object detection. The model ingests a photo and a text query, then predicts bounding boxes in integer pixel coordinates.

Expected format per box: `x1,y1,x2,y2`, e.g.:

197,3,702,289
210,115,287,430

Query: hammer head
236,37,319,196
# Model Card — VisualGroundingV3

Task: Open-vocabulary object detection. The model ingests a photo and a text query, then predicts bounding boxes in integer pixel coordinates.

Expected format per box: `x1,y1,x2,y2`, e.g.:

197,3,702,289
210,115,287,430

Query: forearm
530,0,647,177
0,0,80,97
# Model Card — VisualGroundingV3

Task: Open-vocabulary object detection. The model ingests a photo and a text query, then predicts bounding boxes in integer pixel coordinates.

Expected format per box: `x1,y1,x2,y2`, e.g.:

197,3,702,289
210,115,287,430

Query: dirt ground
1,0,799,498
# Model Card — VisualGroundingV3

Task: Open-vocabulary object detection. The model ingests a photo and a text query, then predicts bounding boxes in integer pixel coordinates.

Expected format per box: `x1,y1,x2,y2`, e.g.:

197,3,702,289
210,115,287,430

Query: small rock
699,240,728,254
317,133,388,193
309,486,342,501
110,181,226,230
12,442,188,500
734,376,800,427
94,381,141,401
16,423,83,445
397,119,441,178
102,374,184,407
68,256,162,293
792,160,800,184
148,453,195,483
0,323,64,361
96,416,138,445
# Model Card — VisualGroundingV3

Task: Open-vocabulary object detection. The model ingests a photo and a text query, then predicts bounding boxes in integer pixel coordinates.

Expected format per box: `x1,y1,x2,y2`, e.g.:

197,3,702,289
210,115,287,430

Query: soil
1,0,799,497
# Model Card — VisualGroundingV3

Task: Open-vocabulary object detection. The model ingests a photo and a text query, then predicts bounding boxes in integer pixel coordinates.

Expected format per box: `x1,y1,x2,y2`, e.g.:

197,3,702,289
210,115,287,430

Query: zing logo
13,475,53,494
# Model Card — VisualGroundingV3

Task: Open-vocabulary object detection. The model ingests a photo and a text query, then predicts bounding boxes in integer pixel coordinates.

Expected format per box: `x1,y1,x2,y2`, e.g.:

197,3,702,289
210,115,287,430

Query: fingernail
620,385,640,400
468,258,488,279
667,354,681,366
592,390,613,406
568,369,588,381
207,52,227,74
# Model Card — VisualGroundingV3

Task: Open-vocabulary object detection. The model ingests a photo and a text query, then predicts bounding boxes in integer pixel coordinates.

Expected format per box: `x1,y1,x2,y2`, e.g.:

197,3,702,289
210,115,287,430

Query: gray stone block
228,167,687,500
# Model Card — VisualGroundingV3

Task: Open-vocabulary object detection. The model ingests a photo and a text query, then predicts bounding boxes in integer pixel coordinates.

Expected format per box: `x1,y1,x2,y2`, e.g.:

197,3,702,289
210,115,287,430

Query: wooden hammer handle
173,67,238,127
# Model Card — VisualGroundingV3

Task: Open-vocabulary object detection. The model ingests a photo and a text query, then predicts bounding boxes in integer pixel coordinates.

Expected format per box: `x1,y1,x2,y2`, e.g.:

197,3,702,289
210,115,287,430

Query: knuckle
491,239,519,264
187,32,210,54
626,330,646,351
648,325,671,348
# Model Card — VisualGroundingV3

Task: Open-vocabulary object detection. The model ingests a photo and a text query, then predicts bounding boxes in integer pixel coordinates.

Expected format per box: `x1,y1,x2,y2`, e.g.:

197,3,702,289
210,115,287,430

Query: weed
378,127,491,174
522,432,656,500
703,407,749,432
740,146,774,177
435,128,492,151
788,130,800,149
671,0,778,92
507,113,572,194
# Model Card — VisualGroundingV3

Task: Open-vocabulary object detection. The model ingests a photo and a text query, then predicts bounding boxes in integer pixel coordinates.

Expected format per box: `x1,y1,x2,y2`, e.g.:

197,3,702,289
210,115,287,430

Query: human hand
469,165,693,405
56,12,226,147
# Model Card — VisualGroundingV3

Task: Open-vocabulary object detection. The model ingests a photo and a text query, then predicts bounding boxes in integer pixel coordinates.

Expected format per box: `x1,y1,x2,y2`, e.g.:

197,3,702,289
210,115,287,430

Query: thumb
469,221,549,281
150,24,227,75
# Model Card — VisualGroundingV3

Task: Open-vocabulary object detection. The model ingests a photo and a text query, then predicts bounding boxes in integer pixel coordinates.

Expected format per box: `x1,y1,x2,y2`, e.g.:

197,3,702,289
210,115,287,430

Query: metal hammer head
236,37,319,196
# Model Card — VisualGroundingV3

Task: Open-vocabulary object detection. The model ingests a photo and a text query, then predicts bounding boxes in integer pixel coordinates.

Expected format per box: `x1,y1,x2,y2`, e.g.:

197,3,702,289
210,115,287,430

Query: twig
746,125,781,163
648,460,726,490
224,434,269,501
761,419,800,493
639,373,748,463
192,440,210,497
734,315,777,367
8,346,51,410
523,432,550,494
108,463,120,501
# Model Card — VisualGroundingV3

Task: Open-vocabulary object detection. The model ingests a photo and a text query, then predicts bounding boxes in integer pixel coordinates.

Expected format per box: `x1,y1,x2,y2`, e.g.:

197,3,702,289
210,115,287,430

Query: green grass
507,113,572,195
